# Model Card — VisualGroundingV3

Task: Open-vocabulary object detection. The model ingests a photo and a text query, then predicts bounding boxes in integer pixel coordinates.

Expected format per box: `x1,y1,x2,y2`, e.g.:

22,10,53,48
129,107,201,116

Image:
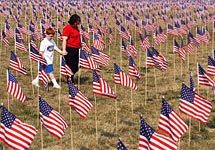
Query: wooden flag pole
58,56,62,112
0,29,2,64
40,121,43,150
188,117,192,147
69,107,74,150
28,43,35,96
212,22,214,55
197,63,201,132
78,48,81,89
108,41,111,56
120,38,122,67
94,94,98,144
115,84,118,134
181,59,183,80
37,63,40,126
145,50,147,106
173,38,176,81
6,70,10,110
154,67,158,100
130,88,133,116
7,93,9,111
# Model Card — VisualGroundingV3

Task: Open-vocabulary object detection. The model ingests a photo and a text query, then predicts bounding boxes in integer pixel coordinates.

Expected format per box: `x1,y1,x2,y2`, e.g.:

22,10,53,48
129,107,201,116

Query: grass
0,2,215,150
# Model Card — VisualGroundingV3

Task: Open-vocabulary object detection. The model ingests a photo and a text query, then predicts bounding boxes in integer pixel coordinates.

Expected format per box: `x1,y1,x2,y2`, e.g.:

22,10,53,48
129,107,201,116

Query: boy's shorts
45,64,54,74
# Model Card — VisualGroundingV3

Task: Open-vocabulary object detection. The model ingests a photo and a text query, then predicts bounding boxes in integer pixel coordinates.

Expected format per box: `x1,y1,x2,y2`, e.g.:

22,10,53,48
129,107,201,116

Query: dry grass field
0,1,215,150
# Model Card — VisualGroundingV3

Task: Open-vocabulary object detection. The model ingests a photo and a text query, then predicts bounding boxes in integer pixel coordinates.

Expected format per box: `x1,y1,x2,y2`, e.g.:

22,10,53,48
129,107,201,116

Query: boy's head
45,28,55,40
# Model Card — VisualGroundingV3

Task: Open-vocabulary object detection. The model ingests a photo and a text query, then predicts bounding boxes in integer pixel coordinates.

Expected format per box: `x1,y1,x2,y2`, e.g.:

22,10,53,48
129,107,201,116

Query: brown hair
46,27,55,35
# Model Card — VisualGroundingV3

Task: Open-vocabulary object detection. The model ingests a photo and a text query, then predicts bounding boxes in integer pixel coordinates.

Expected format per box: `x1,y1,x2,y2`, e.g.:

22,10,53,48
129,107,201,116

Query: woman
62,14,81,84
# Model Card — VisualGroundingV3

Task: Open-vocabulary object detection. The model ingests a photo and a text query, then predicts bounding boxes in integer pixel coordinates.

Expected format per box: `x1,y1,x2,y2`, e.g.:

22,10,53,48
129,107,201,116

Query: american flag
158,99,188,142
17,22,31,35
97,29,105,43
207,56,215,76
128,38,138,57
39,63,50,87
9,51,27,75
109,27,113,44
39,96,68,138
173,39,186,60
93,32,104,51
180,83,212,123
88,23,96,33
198,64,215,89
114,63,137,90
81,36,90,52
80,24,90,39
93,70,116,98
15,27,24,41
188,31,200,48
195,27,204,43
186,36,194,54
60,57,73,78
119,25,129,40
138,117,177,150
117,139,128,150
128,56,141,79
29,43,47,65
68,77,93,118
15,35,27,52
158,26,167,43
139,33,150,51
7,69,26,102
79,49,100,72
0,106,37,150
153,30,162,45
1,30,9,48
91,46,110,66
190,72,196,91
146,47,168,71
167,24,179,36
121,39,132,57
115,19,121,31
5,21,14,38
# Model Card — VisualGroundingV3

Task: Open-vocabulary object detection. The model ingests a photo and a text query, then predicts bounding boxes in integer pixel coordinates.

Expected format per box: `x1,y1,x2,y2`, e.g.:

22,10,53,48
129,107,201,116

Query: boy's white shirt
40,38,58,65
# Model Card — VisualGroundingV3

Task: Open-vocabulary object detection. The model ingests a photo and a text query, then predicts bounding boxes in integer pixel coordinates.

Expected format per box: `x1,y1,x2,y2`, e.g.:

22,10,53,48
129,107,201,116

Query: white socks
51,78,61,89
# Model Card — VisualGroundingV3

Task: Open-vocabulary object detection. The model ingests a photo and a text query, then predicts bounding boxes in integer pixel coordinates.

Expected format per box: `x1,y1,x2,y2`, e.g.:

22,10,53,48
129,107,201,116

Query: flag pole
130,88,133,116
145,50,147,106
115,84,118,134
181,59,183,80
37,63,40,126
6,70,10,110
212,21,214,55
154,67,158,100
40,121,43,150
28,43,35,96
94,94,98,144
58,56,62,112
173,38,176,81
197,63,201,132
78,48,81,89
69,107,74,150
120,38,122,67
188,117,191,147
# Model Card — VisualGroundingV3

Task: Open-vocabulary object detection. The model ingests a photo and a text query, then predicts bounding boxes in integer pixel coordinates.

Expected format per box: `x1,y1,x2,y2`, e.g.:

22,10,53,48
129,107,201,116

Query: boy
32,27,67,88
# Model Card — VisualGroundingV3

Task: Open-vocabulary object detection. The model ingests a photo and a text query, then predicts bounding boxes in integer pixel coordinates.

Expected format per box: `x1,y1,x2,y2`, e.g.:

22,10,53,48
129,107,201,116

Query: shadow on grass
100,130,117,138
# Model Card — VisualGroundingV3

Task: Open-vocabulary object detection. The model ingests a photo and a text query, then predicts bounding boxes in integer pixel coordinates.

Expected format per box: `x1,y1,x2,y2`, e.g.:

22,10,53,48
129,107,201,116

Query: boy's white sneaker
53,84,61,89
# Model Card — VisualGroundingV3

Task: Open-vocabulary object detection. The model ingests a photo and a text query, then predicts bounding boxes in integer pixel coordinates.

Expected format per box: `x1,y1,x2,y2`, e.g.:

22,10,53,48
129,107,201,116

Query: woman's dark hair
68,14,81,25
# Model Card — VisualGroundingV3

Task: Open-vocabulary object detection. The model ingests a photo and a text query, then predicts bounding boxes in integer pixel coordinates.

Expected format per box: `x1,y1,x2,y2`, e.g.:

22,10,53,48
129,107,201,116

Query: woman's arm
62,36,68,54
